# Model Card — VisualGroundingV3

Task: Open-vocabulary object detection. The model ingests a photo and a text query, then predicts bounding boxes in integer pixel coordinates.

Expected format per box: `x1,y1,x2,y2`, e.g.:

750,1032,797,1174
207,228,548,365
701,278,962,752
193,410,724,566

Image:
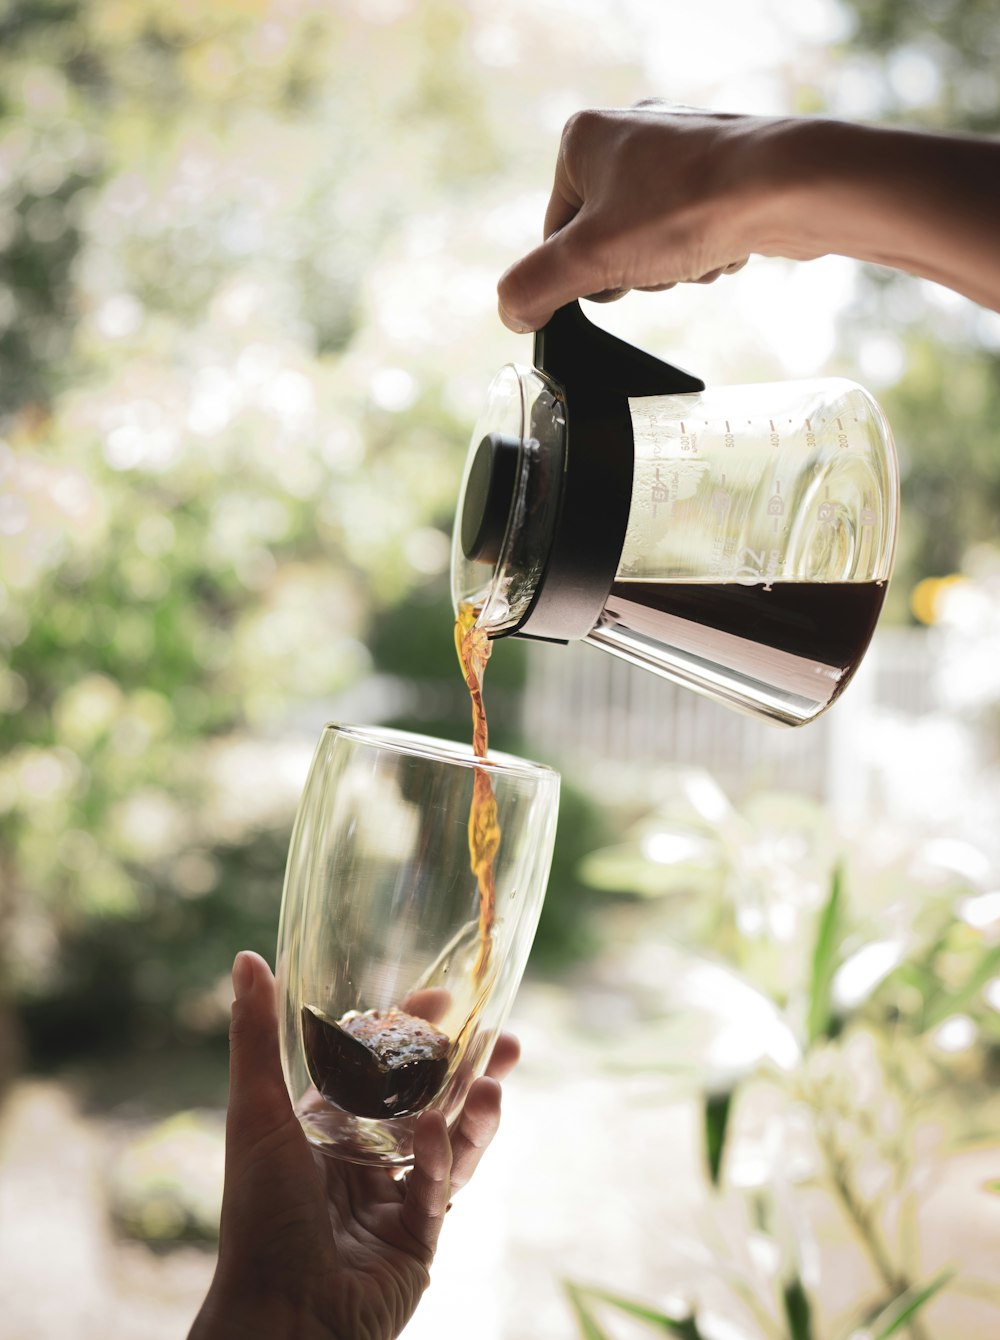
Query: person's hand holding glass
190,724,558,1340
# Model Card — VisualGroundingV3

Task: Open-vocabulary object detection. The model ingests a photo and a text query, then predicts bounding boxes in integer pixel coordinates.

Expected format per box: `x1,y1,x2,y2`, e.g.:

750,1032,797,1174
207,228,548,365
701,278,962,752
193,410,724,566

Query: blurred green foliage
0,0,618,1079
837,0,1000,617
570,779,1000,1338
1,0,999,1118
107,1109,224,1246
844,0,1000,132
0,0,511,1070
0,26,995,1340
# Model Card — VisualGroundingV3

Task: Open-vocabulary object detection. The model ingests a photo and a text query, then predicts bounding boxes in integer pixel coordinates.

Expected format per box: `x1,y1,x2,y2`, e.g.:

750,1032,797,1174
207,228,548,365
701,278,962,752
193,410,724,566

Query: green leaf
578,843,723,900
564,1282,704,1339
563,1282,615,1340
704,1089,732,1188
782,1275,814,1340
807,864,845,1047
922,944,1000,1031
984,1179,1000,1196
870,1270,953,1339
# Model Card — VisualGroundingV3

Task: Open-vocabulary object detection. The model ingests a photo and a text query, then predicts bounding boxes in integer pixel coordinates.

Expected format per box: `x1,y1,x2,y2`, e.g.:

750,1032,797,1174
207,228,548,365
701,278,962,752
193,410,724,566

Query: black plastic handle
533,300,705,398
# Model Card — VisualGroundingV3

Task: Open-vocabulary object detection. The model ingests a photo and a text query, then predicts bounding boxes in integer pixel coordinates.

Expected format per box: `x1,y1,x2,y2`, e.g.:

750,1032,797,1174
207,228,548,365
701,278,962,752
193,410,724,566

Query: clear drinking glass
276,723,560,1167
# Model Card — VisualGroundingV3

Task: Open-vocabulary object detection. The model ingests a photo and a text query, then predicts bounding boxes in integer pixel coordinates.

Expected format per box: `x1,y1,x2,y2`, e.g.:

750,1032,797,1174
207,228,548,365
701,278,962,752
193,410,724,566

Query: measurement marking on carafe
767,478,784,528
710,473,730,516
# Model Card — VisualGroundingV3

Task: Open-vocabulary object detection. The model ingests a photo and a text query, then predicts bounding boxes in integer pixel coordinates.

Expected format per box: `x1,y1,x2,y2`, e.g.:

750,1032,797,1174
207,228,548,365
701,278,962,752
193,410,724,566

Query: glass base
299,1099,417,1167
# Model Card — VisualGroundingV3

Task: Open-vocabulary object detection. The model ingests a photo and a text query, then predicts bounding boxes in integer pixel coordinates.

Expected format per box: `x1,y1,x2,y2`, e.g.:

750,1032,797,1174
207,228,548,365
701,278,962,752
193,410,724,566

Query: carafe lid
450,363,567,635
451,302,705,643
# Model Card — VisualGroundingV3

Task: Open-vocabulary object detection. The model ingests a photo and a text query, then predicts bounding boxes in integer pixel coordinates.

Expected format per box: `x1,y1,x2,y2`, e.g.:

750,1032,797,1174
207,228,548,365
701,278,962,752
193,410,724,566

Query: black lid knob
460,432,521,563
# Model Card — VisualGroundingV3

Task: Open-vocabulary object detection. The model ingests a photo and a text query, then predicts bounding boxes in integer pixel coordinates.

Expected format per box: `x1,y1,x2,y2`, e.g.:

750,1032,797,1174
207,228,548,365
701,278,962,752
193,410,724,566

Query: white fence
521,627,941,812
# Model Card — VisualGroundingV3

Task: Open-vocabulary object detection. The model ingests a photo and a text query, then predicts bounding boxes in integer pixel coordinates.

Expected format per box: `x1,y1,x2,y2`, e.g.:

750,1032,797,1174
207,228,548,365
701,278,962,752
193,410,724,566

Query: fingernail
232,952,254,1000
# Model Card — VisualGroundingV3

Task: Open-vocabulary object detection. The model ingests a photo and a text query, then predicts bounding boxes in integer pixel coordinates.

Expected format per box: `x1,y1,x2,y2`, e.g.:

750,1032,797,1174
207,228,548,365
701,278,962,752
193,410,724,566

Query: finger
401,986,451,1024
296,1083,327,1118
227,951,297,1147
497,222,604,333
584,286,631,304
447,1075,502,1194
543,179,582,243
484,1032,520,1082
694,257,748,284
497,238,559,332
543,143,584,240
400,1110,453,1256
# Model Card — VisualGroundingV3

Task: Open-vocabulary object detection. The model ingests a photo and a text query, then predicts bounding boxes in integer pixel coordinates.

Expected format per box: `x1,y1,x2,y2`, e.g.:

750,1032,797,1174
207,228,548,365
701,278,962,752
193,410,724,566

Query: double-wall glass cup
276,723,560,1167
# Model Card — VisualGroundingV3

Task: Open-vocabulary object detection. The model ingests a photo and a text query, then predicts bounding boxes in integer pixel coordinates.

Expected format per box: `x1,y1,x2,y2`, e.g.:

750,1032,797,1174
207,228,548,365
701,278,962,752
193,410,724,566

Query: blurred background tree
834,0,1000,612
1,0,999,1336
0,0,634,1085
1,0,999,1081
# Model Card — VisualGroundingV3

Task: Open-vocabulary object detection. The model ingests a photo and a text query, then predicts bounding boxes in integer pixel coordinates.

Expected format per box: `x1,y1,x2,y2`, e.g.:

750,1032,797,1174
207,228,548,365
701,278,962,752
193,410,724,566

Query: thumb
497,219,607,333
216,952,323,1279
227,951,296,1147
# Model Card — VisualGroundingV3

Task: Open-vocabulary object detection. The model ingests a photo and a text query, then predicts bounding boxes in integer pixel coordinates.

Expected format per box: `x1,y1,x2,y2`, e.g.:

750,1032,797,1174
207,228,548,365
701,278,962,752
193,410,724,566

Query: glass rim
319,721,560,782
